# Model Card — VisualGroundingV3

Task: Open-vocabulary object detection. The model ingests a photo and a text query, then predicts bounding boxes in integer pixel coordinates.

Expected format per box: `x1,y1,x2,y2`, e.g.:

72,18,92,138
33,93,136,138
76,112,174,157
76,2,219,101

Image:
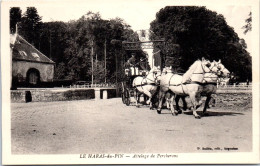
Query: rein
133,71,160,88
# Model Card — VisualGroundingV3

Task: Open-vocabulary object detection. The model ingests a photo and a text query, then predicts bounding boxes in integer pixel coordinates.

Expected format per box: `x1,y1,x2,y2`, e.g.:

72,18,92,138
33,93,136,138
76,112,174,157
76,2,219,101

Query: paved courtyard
11,98,252,154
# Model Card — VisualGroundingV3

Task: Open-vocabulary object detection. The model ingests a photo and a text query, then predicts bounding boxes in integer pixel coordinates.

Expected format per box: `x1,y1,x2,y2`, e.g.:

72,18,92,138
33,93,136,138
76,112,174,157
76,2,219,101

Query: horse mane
182,60,200,83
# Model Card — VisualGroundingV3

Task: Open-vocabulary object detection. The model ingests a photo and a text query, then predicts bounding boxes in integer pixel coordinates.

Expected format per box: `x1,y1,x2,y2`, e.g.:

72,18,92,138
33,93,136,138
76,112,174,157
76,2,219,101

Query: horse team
132,58,230,119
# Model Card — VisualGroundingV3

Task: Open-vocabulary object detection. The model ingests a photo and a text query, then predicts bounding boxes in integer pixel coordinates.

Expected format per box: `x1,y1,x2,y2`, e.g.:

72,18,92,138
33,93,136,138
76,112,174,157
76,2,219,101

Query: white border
1,0,259,164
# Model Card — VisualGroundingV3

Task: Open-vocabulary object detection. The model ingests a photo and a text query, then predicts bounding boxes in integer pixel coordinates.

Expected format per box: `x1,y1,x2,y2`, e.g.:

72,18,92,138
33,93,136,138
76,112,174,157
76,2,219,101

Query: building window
19,51,27,57
32,53,40,60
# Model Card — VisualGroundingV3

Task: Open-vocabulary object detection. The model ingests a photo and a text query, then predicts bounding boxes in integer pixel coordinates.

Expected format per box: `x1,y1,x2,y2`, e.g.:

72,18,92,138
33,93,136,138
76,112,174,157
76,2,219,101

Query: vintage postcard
1,0,259,164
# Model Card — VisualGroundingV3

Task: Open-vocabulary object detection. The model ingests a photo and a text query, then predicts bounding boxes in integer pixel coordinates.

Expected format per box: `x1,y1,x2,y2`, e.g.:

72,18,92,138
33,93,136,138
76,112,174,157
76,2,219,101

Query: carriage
121,55,149,106
119,39,231,119
121,39,164,106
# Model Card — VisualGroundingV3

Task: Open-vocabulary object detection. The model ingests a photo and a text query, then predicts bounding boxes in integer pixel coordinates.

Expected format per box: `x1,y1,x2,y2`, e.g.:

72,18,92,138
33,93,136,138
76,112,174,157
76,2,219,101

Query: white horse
161,67,174,109
133,66,161,109
157,58,213,119
161,66,186,110
175,59,230,115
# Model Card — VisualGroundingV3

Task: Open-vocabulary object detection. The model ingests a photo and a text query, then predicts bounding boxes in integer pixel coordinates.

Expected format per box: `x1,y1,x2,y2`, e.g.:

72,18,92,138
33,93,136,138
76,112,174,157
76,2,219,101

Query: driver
127,53,137,67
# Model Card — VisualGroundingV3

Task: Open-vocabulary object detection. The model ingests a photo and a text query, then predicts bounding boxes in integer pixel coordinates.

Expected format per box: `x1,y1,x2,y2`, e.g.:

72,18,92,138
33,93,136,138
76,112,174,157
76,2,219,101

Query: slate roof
10,34,55,64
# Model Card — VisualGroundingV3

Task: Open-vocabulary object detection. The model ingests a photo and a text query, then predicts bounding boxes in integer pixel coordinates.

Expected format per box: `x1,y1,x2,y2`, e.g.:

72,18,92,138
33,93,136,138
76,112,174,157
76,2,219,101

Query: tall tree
242,12,252,34
150,6,251,81
60,13,140,83
19,7,42,48
10,7,22,34
30,10,140,83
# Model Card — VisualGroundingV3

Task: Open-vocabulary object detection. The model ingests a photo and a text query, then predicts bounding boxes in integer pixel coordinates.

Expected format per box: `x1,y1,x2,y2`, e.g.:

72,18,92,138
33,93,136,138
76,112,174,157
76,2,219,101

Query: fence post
94,88,101,100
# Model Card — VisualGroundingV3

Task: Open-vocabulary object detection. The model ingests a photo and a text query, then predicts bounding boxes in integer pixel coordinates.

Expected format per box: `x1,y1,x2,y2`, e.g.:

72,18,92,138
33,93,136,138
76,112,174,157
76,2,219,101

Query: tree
32,10,139,83
39,22,68,62
10,7,22,34
19,7,42,48
61,13,141,83
242,12,252,34
150,6,252,81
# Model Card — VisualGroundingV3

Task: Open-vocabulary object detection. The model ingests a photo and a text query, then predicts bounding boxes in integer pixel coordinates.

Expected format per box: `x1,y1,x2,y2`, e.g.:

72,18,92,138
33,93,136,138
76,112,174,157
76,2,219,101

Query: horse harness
165,63,219,94
133,72,160,88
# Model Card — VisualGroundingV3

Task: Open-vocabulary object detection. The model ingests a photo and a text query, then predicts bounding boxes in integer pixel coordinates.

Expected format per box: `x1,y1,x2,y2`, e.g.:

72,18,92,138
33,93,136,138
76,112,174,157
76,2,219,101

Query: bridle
189,60,221,84
143,69,161,85
215,62,229,78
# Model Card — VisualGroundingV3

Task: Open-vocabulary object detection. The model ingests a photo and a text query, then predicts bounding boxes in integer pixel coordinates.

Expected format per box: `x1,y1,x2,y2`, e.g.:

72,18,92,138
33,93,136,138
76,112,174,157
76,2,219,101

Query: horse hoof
172,113,178,116
178,110,182,114
157,109,161,114
150,107,154,110
195,116,201,119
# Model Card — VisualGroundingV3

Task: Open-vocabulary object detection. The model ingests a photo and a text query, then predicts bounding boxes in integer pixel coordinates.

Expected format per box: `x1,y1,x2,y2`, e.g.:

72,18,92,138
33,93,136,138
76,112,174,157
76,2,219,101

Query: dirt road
11,98,252,154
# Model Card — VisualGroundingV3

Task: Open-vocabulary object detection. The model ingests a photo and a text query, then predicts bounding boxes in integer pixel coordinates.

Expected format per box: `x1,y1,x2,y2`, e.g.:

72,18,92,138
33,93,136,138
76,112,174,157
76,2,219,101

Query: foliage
242,12,252,34
10,7,22,34
18,7,42,48
11,6,142,83
150,6,252,81
25,11,139,83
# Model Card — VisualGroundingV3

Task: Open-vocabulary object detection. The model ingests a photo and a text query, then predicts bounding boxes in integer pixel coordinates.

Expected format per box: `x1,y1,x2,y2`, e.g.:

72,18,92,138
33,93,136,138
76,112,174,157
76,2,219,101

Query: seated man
125,53,136,67
125,53,138,75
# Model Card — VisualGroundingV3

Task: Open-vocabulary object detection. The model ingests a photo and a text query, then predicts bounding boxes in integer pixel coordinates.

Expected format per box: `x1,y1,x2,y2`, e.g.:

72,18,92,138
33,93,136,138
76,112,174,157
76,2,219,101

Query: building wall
12,60,54,83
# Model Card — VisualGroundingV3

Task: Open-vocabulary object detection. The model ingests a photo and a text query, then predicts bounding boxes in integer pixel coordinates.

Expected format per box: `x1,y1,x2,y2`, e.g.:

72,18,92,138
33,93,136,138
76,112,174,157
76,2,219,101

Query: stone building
10,34,55,87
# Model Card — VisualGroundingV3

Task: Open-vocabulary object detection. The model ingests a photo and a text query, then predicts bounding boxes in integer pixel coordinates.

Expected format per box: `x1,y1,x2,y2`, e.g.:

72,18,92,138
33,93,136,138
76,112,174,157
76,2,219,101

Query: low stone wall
215,90,252,109
168,89,252,110
11,89,100,103
11,91,26,102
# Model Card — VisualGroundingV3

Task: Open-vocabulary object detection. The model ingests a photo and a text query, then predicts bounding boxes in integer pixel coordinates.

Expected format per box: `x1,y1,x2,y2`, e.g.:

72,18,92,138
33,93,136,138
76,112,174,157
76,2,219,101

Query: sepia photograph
1,0,259,164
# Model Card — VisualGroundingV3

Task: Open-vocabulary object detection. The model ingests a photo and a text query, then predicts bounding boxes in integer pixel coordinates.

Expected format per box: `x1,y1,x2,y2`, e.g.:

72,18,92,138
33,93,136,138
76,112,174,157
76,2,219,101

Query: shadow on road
159,111,244,117
183,111,244,117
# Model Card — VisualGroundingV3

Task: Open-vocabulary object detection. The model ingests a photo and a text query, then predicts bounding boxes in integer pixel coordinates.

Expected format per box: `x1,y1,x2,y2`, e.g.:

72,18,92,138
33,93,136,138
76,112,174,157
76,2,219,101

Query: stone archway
26,68,40,86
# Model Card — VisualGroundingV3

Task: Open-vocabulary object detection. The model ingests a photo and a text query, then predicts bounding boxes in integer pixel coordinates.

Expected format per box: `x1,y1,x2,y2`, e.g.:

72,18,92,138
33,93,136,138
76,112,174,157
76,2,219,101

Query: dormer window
32,53,40,60
19,51,27,57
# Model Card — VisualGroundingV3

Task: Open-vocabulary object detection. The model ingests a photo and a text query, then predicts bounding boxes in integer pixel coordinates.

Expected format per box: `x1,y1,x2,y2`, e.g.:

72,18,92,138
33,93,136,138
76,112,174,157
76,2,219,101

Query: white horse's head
200,57,212,73
182,57,211,83
148,66,162,83
212,60,230,78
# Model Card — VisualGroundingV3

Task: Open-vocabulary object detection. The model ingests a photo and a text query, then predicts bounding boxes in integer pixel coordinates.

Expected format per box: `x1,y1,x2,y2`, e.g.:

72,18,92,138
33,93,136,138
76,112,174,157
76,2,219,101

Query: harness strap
181,83,186,94
189,81,217,86
141,77,146,90
168,81,217,86
134,83,157,88
133,72,159,89
168,74,175,87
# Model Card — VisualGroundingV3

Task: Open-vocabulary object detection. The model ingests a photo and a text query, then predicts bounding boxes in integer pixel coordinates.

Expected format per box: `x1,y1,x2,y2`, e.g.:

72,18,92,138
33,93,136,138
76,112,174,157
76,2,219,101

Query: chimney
15,23,18,34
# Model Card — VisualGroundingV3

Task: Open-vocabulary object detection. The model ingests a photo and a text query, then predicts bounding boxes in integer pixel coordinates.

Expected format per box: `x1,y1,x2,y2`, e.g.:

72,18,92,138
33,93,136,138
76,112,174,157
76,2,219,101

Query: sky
18,0,252,54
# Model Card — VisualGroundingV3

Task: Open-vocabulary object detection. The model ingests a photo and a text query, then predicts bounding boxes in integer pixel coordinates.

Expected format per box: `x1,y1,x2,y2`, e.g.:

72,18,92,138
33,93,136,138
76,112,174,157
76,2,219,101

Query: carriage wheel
125,97,130,106
122,92,126,104
121,82,126,104
125,89,131,106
